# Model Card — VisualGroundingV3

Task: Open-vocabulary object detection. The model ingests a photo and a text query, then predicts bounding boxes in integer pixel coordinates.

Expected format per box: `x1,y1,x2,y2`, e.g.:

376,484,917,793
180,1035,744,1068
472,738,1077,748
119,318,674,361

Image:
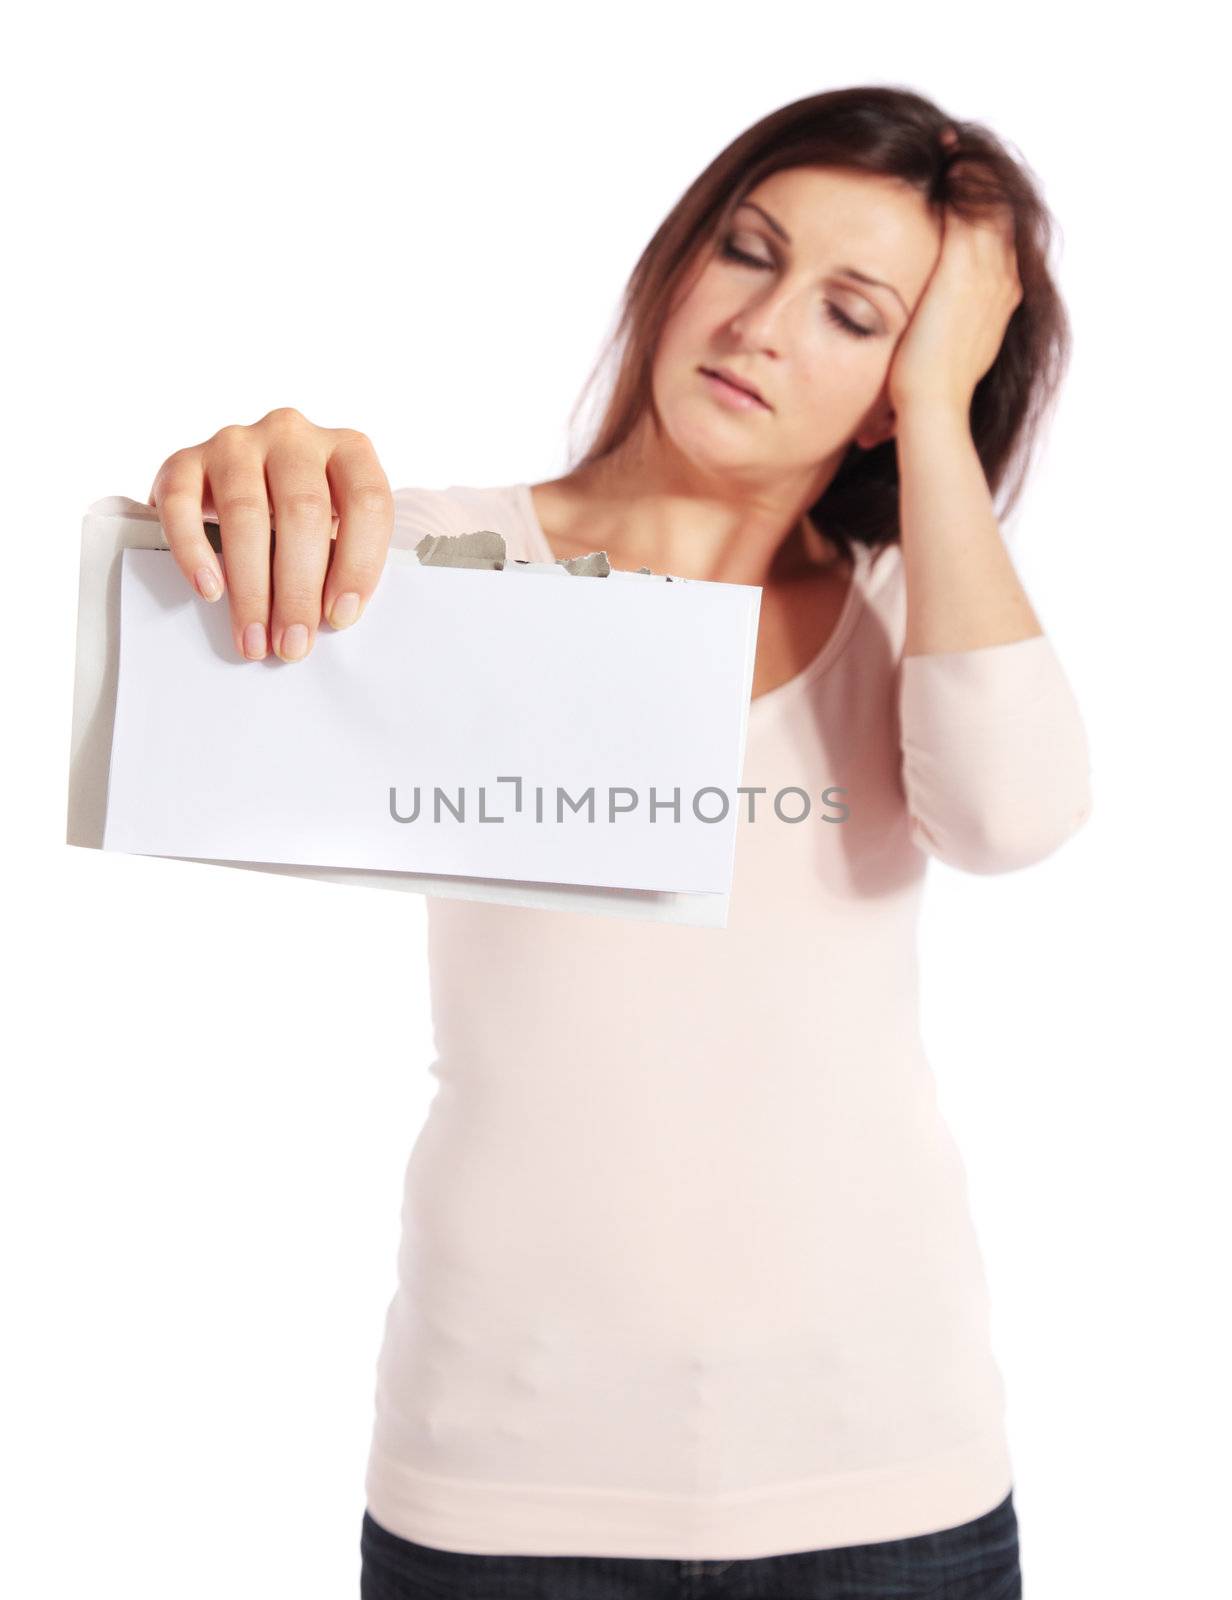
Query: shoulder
839,537,911,672
857,535,903,598
391,483,538,562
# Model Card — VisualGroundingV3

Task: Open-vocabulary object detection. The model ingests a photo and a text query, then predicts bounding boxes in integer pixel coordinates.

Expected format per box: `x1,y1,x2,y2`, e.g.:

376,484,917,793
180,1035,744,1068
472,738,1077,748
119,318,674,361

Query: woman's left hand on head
886,203,1024,416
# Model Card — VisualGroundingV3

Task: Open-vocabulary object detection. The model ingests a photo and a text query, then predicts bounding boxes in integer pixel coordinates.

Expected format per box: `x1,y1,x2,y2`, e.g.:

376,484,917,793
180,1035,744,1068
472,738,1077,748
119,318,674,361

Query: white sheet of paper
100,538,759,898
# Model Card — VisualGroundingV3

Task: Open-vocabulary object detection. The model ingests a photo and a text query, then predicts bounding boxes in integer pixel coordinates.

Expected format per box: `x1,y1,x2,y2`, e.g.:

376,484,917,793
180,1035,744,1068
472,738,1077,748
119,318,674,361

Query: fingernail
328,591,361,630
280,623,309,661
195,565,222,601
243,622,267,660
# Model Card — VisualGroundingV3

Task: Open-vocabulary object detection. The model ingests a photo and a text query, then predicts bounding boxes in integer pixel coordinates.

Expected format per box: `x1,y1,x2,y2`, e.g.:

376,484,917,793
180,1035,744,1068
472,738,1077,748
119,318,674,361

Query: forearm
895,401,1042,657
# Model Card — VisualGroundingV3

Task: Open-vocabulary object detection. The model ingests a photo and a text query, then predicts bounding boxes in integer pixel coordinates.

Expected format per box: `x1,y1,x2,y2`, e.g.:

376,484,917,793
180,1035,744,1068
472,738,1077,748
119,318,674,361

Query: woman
150,86,1091,1598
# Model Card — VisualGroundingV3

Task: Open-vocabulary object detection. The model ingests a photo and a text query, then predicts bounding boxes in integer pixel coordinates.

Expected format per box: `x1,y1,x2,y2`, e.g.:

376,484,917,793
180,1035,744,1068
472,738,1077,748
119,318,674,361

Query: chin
673,418,766,474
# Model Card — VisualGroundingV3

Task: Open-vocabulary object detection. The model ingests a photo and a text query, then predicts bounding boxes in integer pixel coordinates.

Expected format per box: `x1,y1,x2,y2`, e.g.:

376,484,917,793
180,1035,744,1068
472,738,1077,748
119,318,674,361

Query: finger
265,449,335,662
322,434,394,631
205,429,275,660
150,452,226,604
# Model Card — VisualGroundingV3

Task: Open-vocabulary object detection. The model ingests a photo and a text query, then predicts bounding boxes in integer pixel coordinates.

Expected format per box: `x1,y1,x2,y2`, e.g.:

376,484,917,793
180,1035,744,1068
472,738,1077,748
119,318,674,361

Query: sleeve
388,485,476,554
896,632,1093,875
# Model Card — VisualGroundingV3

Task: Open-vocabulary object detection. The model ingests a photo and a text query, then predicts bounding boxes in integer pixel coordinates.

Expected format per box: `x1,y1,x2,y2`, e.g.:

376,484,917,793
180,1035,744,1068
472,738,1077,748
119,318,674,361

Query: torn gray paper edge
412,529,668,581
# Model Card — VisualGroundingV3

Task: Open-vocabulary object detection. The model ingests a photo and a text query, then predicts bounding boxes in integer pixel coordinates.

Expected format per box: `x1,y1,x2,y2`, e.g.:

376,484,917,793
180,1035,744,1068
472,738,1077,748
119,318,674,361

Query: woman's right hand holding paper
147,407,394,663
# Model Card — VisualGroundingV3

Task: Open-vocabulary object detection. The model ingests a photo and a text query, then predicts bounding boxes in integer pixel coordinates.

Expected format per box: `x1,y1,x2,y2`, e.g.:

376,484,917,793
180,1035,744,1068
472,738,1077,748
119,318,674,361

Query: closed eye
719,237,877,341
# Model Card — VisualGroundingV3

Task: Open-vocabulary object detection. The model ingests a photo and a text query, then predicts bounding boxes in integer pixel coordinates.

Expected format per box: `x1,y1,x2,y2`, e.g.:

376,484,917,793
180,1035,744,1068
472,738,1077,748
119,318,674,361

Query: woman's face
650,165,944,494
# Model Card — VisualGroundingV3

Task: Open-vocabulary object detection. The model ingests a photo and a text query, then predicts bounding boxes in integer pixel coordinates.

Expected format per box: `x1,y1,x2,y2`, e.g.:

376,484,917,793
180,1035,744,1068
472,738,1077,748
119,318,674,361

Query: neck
549,428,844,586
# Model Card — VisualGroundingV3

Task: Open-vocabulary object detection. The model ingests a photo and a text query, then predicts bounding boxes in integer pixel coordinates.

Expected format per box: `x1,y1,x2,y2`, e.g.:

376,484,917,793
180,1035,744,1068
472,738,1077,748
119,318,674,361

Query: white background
6,2,1229,1594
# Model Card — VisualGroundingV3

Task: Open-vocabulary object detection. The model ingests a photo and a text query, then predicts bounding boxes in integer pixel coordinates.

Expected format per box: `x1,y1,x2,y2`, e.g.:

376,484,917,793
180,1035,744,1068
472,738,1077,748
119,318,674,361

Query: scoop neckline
514,480,868,718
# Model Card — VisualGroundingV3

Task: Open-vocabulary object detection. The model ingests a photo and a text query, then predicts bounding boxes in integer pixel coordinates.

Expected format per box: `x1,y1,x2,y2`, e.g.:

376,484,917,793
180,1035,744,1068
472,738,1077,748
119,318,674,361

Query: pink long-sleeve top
363,481,1093,1560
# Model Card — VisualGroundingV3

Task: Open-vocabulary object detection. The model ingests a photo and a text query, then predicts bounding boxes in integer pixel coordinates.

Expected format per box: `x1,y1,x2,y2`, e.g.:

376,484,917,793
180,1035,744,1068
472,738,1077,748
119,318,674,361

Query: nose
729,281,797,353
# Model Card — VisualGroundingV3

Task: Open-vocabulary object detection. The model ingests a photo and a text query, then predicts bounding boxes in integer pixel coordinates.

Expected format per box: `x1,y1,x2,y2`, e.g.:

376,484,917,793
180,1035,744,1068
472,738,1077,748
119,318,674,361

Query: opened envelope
67,497,762,926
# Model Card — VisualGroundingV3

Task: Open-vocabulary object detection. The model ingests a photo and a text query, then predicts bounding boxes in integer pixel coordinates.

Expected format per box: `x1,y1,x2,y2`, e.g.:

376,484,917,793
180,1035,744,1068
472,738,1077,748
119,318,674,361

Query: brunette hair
564,85,1070,563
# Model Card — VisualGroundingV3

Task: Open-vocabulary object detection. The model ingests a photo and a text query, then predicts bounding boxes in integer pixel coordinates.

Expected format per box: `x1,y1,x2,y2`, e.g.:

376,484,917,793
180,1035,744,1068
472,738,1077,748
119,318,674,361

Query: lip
699,365,771,409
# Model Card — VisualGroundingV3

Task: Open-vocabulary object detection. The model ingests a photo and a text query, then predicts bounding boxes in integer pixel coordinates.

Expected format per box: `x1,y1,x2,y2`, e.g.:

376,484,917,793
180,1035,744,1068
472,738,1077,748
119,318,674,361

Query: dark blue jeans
359,1489,1021,1597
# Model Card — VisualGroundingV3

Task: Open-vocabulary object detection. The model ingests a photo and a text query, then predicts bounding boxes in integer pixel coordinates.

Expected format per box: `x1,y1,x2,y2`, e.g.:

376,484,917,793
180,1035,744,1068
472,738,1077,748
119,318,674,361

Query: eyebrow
736,200,908,317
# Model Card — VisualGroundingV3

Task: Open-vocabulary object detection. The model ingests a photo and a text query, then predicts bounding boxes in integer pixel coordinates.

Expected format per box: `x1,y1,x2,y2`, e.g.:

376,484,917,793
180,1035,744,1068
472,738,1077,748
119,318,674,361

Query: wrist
892,390,973,427
892,397,976,456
